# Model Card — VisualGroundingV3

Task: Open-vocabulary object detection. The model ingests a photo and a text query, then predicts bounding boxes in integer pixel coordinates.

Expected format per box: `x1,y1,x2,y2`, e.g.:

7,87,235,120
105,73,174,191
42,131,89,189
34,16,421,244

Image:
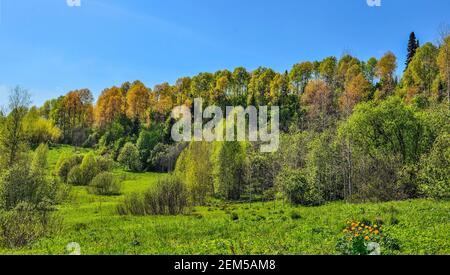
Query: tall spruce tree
405,32,420,71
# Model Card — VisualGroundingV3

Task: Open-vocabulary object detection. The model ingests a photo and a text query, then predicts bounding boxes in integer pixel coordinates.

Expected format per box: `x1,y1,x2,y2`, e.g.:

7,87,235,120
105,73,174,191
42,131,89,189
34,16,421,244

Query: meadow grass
1,147,449,255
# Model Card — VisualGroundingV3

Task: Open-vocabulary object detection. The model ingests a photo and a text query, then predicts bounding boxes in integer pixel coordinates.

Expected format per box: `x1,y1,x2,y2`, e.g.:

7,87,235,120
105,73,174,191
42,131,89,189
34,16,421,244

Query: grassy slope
1,146,449,255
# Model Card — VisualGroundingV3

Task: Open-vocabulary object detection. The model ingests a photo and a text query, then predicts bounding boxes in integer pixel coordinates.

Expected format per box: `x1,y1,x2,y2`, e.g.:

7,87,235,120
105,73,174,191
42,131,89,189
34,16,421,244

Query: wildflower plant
337,221,384,255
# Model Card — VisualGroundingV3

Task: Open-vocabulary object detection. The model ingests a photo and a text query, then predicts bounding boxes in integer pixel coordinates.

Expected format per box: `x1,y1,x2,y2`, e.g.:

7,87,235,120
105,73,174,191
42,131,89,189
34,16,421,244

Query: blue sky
0,0,449,107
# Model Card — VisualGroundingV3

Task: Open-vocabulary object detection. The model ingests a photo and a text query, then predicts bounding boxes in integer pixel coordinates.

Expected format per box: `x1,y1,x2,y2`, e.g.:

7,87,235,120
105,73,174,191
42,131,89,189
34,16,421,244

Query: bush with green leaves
117,142,141,172
336,97,438,201
95,155,115,172
0,144,60,210
0,202,62,248
419,134,450,199
118,176,188,216
79,152,99,185
67,165,84,186
276,168,322,206
64,153,114,187
117,193,146,216
89,172,122,196
55,153,83,183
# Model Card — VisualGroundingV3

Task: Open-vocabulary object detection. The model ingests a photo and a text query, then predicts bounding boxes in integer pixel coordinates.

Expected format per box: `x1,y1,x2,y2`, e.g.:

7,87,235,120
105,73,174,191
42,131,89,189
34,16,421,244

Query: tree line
0,32,449,226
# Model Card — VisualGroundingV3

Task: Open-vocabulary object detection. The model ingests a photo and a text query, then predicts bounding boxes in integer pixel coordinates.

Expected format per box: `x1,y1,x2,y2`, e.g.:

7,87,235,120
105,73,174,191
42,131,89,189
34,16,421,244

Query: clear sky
0,0,449,107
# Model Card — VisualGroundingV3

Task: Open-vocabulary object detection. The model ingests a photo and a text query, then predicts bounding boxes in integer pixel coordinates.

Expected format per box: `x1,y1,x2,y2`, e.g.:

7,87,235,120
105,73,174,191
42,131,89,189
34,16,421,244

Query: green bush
89,172,122,196
117,193,146,216
276,168,322,206
0,202,62,248
67,165,84,186
55,153,83,183
0,144,59,210
65,153,113,186
95,156,115,172
118,176,188,216
419,134,450,199
143,177,188,215
79,152,99,185
118,142,141,172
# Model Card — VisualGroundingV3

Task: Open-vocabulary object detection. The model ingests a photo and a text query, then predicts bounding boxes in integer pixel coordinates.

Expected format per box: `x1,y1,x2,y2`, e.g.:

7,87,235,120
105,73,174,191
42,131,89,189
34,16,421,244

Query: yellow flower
374,230,379,235
364,236,370,241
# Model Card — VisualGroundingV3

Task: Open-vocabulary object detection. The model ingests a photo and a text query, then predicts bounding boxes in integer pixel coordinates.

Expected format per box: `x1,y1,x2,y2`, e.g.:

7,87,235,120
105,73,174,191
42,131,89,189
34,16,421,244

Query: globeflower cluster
343,221,383,242
337,220,384,255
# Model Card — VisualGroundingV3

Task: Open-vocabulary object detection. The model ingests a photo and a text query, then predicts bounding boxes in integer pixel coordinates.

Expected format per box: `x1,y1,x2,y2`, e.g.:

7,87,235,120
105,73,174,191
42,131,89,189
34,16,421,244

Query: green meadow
1,146,448,255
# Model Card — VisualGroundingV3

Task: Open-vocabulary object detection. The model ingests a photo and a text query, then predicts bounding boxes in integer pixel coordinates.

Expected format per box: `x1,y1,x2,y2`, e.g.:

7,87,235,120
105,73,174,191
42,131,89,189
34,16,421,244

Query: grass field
1,146,449,255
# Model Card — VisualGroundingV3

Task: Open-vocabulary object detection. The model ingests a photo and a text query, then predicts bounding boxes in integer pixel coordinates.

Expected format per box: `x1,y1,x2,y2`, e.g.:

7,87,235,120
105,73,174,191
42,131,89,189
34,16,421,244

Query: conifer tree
405,32,420,70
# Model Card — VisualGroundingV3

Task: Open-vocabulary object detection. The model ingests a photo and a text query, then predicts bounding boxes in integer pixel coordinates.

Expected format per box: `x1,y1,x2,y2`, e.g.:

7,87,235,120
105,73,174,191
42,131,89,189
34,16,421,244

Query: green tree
364,57,378,84
319,56,337,87
175,142,214,205
419,134,450,199
247,67,276,106
0,87,31,167
276,168,322,206
289,62,313,95
117,143,141,172
437,35,450,104
402,43,439,98
212,141,246,200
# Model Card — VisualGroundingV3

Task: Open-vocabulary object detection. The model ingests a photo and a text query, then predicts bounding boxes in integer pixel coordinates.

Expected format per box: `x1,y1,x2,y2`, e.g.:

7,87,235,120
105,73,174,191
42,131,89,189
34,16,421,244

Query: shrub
143,177,188,215
419,134,450,199
95,156,115,172
67,165,84,186
276,168,322,206
117,193,146,216
118,176,188,216
118,142,141,172
0,202,62,248
0,145,59,210
89,172,122,196
55,153,83,183
79,152,99,185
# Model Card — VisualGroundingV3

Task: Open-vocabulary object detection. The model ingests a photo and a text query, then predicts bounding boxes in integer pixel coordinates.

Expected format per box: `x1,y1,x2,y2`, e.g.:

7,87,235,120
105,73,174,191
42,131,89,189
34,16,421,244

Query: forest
0,32,449,255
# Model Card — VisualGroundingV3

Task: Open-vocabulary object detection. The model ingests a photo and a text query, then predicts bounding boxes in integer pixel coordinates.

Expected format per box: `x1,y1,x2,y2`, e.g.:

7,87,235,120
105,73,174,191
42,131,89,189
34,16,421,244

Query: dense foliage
0,34,449,251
